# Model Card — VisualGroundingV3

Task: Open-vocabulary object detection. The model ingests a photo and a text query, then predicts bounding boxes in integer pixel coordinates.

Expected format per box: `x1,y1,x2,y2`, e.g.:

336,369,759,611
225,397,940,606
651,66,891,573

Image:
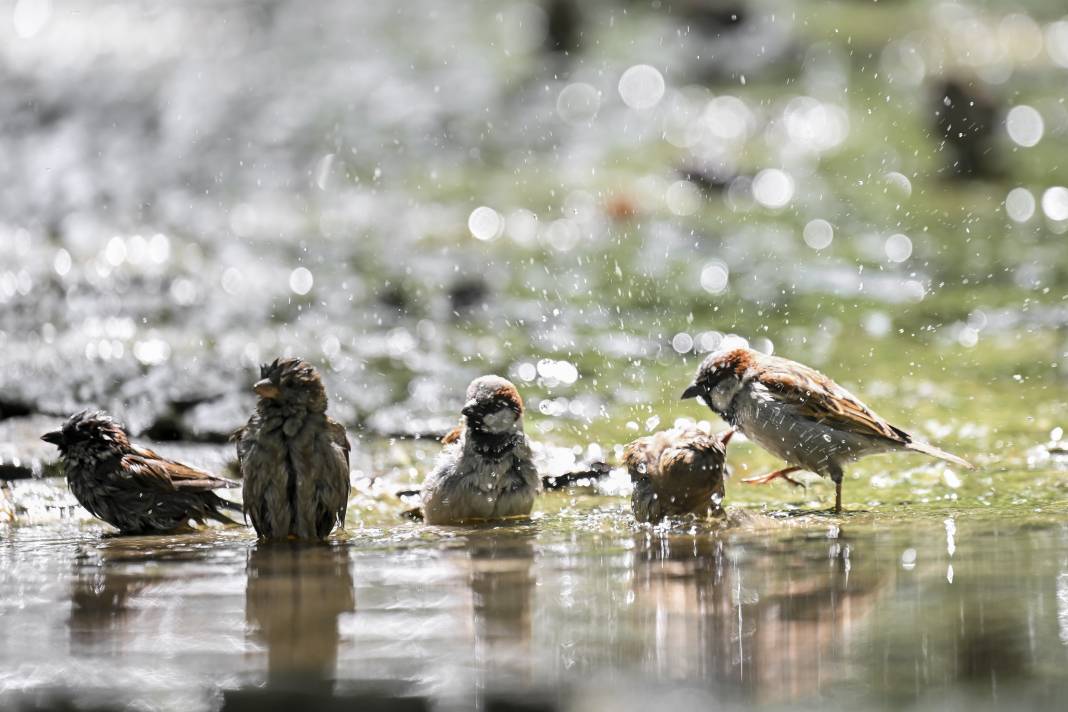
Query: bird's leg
741,466,805,488
829,464,844,514
719,427,737,447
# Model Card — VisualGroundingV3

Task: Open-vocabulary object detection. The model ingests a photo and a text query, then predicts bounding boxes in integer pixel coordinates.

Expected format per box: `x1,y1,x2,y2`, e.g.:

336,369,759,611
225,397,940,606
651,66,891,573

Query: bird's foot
741,466,806,489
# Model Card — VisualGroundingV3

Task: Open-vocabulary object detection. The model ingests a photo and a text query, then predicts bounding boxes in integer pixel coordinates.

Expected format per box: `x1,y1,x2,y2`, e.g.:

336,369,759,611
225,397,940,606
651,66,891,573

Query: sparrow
233,357,351,541
41,410,241,535
420,375,541,525
625,426,733,523
682,347,973,513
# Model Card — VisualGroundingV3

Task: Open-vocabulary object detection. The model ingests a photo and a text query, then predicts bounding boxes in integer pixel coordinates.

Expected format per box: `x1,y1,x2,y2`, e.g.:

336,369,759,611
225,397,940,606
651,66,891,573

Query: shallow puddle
3,488,1068,711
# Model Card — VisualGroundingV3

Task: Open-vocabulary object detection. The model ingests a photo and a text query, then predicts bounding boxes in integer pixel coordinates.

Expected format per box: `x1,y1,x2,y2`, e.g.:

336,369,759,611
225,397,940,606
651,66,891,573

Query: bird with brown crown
682,346,973,513
625,426,733,523
42,410,242,535
420,375,541,525
233,357,351,541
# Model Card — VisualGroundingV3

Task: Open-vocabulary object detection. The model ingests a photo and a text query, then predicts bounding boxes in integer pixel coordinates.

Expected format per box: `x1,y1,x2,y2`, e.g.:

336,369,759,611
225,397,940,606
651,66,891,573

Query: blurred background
0,0,1065,454
2,0,1068,710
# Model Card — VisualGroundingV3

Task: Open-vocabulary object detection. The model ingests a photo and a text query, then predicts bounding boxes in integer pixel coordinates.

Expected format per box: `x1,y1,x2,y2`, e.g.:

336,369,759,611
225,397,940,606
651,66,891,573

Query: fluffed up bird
421,375,541,525
41,410,241,535
233,357,351,541
682,347,974,513
625,426,733,523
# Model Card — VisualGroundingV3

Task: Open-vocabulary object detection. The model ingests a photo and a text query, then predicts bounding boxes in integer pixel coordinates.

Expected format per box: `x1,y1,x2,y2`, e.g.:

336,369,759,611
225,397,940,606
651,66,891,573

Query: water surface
3,492,1068,711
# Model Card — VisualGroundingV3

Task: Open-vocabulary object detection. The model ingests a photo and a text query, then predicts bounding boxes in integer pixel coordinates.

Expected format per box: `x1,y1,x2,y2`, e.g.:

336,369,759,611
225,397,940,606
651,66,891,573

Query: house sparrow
420,376,541,525
233,358,351,541
41,410,241,535
682,347,973,513
625,426,733,523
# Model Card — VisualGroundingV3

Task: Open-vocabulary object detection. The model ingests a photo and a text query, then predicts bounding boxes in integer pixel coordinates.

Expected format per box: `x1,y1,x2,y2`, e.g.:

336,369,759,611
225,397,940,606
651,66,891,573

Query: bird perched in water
420,375,541,525
625,426,733,524
41,410,241,535
233,357,350,541
682,347,973,513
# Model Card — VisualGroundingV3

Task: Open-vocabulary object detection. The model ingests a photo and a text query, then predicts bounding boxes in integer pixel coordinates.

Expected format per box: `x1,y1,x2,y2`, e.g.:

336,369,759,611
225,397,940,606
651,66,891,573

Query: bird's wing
622,435,658,481
660,432,725,479
125,446,239,492
321,417,352,534
327,417,351,469
231,419,257,466
756,358,909,444
440,421,463,445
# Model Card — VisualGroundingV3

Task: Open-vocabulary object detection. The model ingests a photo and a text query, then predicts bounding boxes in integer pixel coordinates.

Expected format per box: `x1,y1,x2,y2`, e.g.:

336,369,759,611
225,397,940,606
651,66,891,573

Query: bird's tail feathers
907,441,974,469
208,494,245,526
213,495,244,513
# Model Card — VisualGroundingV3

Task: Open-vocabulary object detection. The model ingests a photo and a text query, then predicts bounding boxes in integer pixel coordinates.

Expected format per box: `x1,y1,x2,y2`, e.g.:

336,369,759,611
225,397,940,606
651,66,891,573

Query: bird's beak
253,379,280,399
460,399,478,417
681,383,703,400
41,430,64,446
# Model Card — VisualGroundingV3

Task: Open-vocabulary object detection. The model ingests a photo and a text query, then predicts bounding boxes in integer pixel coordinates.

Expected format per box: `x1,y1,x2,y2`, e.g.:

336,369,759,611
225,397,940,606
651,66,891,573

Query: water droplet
12,0,51,39
468,206,503,241
884,233,913,263
1005,187,1036,223
883,171,912,197
665,180,701,216
556,82,600,124
506,209,539,245
1047,20,1068,68
53,249,71,277
802,219,834,250
752,169,794,209
699,262,729,295
104,237,126,267
958,326,979,348
671,333,694,353
221,268,244,295
618,64,665,110
1041,186,1068,221
516,362,537,382
1006,105,1044,147
289,267,314,295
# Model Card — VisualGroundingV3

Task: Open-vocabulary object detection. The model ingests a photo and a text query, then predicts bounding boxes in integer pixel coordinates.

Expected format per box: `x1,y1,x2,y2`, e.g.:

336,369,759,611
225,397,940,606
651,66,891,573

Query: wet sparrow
625,426,732,523
421,375,541,525
233,358,351,541
41,410,241,534
682,347,973,513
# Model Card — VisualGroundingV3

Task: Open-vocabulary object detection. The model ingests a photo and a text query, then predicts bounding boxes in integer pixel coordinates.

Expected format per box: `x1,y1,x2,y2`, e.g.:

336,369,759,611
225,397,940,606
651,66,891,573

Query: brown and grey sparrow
421,375,541,525
682,347,973,513
233,358,351,541
625,426,733,523
41,410,241,534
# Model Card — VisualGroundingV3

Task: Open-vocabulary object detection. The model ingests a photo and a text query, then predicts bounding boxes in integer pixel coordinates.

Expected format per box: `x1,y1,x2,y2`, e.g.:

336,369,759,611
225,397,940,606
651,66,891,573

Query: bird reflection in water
465,526,537,696
629,527,888,703
68,556,149,650
245,542,355,691
67,535,199,651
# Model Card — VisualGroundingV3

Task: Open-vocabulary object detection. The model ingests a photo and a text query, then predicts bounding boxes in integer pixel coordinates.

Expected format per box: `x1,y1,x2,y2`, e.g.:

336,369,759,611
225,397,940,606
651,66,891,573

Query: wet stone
179,392,259,443
365,406,455,441
0,415,66,480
